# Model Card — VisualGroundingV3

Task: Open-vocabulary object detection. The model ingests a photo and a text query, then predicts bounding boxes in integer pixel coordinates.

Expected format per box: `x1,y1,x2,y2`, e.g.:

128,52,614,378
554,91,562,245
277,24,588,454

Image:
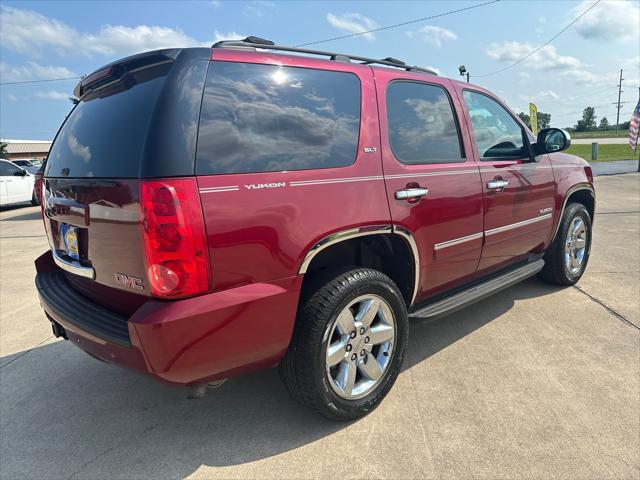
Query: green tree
0,141,8,158
518,112,530,125
538,112,551,129
518,111,551,130
599,117,610,130
69,97,79,105
575,106,597,132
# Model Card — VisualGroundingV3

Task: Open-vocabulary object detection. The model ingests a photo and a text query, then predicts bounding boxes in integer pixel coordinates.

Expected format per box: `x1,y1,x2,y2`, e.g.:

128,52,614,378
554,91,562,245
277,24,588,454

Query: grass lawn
565,143,639,162
569,130,629,139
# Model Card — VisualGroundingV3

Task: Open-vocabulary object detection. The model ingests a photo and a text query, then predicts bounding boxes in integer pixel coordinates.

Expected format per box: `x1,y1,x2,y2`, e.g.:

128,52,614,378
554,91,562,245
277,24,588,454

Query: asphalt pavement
1,173,638,479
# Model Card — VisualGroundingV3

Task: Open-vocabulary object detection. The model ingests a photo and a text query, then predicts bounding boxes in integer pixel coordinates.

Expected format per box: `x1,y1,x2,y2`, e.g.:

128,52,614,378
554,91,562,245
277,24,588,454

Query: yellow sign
529,102,538,136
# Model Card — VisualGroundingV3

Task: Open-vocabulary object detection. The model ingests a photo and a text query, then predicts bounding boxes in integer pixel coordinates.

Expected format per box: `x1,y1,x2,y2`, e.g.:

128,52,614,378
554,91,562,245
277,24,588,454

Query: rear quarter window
46,67,167,178
196,61,361,175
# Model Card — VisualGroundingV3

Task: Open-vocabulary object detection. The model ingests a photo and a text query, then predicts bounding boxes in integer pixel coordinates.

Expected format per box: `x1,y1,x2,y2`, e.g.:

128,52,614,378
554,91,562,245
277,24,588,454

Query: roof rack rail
212,37,438,75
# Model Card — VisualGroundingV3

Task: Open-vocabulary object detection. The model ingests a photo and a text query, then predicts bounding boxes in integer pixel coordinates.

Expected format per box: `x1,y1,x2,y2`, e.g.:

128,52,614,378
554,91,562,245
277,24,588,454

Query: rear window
46,67,167,178
196,61,361,175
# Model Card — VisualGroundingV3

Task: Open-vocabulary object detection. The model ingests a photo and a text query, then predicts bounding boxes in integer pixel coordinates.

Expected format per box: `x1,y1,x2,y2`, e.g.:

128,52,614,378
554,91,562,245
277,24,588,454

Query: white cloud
572,0,640,42
407,25,457,48
0,61,76,82
326,13,378,41
243,1,275,17
425,66,441,76
8,94,19,102
34,90,70,101
535,90,560,100
486,42,581,70
212,31,247,43
0,5,207,58
210,0,222,6
558,69,618,86
84,25,205,56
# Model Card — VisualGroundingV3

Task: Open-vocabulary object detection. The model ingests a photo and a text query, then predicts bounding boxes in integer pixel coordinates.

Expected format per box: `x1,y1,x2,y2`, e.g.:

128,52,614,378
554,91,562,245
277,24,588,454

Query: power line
552,102,611,120
565,85,618,101
473,0,601,78
1,1,500,86
295,0,501,47
0,76,81,86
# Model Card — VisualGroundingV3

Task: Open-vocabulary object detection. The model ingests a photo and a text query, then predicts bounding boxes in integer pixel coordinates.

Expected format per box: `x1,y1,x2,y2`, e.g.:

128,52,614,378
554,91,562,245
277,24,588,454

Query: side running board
410,259,545,321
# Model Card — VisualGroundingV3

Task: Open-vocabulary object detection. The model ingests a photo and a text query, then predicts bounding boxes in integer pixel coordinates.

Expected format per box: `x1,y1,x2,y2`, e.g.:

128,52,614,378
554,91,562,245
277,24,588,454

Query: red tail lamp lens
140,179,210,298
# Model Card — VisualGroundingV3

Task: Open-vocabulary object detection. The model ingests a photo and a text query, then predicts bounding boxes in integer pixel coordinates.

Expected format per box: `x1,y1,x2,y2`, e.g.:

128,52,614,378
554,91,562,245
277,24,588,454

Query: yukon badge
539,207,553,214
115,273,144,290
245,182,286,190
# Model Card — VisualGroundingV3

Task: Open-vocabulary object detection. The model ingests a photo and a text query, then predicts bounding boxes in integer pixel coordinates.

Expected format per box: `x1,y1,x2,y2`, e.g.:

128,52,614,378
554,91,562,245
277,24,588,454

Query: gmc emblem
115,272,144,290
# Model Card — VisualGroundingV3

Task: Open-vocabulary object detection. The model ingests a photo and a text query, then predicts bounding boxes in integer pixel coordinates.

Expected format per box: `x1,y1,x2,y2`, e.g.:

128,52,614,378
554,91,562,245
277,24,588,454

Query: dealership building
1,139,52,161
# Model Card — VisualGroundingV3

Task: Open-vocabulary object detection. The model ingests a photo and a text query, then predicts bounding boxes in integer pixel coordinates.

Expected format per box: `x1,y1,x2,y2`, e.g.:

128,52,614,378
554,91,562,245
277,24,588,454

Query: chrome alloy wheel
324,294,396,400
565,216,588,275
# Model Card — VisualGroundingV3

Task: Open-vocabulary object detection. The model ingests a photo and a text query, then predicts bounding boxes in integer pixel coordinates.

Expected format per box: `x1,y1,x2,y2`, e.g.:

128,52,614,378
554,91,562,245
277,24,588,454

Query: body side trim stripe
199,186,239,193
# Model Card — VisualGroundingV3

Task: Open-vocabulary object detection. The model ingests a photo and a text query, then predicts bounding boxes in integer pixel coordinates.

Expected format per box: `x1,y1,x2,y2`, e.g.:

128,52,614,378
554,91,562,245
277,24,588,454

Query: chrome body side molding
298,224,421,306
484,213,552,236
434,232,483,251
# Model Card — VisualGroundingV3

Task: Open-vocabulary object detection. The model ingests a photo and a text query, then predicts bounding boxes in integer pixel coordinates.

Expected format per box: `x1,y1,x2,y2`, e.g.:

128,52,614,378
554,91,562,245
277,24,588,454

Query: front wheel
540,202,592,285
279,268,408,421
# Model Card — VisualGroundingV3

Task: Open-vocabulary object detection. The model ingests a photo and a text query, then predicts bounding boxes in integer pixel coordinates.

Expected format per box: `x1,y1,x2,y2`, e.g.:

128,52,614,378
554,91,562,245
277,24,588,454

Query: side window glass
196,62,361,175
386,81,464,164
1,161,20,176
463,90,528,160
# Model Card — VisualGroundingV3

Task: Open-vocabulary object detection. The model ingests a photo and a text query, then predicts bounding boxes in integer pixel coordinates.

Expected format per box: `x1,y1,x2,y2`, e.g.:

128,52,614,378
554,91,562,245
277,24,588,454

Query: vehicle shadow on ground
0,203,36,213
0,278,563,479
0,210,41,222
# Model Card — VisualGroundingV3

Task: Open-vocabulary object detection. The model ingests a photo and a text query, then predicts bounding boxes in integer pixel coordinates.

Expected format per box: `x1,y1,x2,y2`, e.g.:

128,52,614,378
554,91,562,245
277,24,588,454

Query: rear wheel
279,268,408,421
540,202,592,285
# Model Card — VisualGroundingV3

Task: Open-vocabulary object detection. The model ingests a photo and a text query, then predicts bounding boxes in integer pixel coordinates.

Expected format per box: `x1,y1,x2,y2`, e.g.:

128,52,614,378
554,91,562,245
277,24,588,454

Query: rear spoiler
73,49,180,99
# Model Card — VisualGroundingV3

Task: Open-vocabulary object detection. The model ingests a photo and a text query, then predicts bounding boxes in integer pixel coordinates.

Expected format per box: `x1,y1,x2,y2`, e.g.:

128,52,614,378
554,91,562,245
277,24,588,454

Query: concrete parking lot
1,174,638,479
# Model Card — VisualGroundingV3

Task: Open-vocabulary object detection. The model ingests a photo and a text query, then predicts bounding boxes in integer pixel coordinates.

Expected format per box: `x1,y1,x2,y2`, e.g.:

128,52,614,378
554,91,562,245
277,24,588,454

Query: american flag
630,99,640,152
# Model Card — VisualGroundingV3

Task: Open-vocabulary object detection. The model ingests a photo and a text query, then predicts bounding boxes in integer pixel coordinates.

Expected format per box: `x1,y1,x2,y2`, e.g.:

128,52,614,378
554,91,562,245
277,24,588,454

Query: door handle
395,187,428,201
487,179,508,191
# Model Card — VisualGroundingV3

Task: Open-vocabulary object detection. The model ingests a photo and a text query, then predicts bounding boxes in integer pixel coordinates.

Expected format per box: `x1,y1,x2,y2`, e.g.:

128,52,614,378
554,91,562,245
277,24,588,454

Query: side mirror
13,169,27,177
534,128,571,155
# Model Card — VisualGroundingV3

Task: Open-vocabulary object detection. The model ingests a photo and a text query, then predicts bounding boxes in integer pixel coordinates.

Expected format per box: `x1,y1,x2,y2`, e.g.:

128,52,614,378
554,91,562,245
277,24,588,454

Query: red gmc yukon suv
36,37,595,420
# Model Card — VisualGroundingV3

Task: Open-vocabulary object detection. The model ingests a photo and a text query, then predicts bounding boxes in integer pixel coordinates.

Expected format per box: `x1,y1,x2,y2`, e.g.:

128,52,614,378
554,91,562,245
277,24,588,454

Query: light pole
459,65,470,83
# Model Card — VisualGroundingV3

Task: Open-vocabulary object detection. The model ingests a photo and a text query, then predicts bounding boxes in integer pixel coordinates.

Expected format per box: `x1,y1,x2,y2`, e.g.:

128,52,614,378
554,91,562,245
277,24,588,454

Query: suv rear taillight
140,178,210,298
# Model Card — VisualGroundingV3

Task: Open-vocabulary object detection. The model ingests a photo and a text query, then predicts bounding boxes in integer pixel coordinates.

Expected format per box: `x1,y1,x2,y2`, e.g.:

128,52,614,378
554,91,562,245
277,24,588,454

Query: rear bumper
35,251,302,386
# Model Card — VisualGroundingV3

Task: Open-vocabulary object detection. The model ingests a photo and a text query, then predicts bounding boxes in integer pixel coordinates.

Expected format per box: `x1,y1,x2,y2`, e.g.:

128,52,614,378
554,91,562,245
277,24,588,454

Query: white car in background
0,159,37,206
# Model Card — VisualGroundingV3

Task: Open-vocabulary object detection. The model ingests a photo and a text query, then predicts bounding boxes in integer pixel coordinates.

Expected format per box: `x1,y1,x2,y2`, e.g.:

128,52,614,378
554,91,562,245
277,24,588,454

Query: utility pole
613,69,625,134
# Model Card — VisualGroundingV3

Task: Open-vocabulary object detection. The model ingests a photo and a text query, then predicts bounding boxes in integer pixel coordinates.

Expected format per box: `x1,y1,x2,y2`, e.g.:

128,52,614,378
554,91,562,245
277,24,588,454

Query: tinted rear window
46,69,167,178
196,61,361,175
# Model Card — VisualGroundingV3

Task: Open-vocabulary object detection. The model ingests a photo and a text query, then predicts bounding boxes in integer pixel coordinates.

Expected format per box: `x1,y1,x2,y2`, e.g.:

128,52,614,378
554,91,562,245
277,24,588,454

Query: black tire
279,268,408,421
540,202,592,285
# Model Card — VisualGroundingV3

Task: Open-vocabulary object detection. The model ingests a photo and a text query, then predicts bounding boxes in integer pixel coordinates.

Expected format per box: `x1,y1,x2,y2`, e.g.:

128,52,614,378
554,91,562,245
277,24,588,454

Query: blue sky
1,0,638,140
